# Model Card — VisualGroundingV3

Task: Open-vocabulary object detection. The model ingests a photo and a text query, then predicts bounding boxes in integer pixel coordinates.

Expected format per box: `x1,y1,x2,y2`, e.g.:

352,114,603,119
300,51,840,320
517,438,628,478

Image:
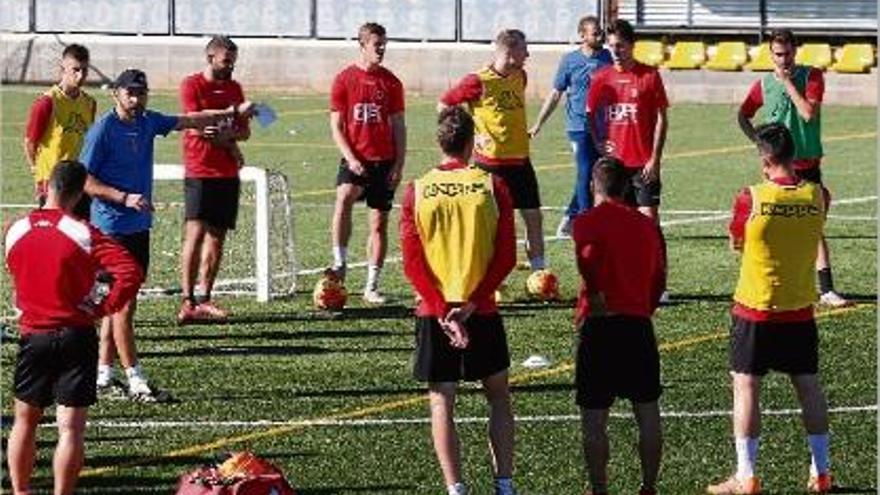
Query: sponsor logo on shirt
606,103,638,123
421,181,488,199
353,102,383,123
759,202,820,217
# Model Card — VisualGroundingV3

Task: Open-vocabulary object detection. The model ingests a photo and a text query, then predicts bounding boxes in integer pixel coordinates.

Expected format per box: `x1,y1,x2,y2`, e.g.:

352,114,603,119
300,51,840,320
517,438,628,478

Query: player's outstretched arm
176,101,255,130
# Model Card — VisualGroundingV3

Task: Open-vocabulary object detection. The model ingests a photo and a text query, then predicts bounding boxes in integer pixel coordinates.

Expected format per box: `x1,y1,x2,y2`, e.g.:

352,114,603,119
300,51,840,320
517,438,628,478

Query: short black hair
48,160,87,204
437,107,474,155
768,28,796,48
755,123,795,165
62,44,89,63
606,19,636,45
578,16,600,35
591,156,629,198
496,29,526,49
206,35,238,53
358,22,386,44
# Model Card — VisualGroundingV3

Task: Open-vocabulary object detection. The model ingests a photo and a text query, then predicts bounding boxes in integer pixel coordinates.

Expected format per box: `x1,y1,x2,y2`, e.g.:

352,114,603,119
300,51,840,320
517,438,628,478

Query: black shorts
576,315,662,409
794,166,823,185
476,159,542,209
413,313,510,382
622,167,662,207
730,315,819,376
336,159,395,211
184,177,241,230
112,230,150,274
14,327,98,408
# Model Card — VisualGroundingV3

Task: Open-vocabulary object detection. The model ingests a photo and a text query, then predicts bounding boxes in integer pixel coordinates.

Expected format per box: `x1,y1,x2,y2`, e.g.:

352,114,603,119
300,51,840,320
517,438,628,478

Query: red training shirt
400,160,516,317
180,72,248,178
572,199,666,322
587,63,669,168
5,209,143,334
728,175,829,322
330,64,405,163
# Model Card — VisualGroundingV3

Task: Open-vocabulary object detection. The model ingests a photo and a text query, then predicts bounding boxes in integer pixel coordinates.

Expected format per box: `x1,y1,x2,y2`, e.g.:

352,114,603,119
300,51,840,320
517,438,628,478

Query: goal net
149,164,296,302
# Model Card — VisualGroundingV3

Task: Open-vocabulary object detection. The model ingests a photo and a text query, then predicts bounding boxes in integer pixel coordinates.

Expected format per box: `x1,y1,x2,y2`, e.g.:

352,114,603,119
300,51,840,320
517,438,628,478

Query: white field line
35,404,875,430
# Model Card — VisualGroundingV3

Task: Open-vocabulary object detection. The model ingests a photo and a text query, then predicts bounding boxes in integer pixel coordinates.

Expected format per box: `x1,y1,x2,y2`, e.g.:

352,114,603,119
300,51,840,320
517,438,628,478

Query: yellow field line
77,302,869,479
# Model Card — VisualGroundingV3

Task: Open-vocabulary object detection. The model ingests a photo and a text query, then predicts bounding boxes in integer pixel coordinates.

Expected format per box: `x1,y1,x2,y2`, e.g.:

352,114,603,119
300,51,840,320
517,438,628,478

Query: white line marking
54,404,876,430
833,195,877,205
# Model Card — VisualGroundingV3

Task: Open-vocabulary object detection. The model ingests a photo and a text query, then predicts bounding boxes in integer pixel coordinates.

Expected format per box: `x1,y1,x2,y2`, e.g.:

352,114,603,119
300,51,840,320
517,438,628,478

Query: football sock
528,256,546,271
817,268,834,294
125,364,147,384
735,437,759,479
194,284,208,304
494,477,514,494
447,482,468,495
332,246,347,269
808,433,830,476
366,264,382,291
97,364,114,387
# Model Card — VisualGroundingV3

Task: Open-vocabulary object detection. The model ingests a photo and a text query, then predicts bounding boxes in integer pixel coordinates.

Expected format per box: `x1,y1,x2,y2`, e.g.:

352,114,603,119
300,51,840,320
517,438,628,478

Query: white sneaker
362,289,387,305
819,290,850,308
555,216,573,238
128,379,174,403
659,290,670,304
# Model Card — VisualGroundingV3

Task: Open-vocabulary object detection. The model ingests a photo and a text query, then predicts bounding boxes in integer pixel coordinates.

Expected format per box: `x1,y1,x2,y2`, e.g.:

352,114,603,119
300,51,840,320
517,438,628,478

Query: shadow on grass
139,329,399,343
298,485,415,494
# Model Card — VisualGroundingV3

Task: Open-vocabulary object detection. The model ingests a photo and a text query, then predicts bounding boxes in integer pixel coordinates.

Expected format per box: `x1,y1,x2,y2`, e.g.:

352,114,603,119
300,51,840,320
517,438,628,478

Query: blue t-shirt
80,109,179,235
553,47,612,132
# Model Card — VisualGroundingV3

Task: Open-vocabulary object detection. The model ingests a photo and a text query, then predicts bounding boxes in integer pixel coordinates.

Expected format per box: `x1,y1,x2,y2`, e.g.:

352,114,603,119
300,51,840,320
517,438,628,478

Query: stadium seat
663,41,706,70
634,40,665,67
795,43,833,70
705,41,748,71
830,43,876,73
744,43,774,71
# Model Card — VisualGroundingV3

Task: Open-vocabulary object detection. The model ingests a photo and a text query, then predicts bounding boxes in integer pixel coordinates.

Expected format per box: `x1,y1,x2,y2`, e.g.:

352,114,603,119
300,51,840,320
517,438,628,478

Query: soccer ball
313,276,347,310
526,269,560,301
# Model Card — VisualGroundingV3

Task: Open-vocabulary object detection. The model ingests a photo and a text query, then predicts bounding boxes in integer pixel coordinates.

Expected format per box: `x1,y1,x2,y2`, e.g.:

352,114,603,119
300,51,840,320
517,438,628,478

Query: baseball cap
112,68,148,90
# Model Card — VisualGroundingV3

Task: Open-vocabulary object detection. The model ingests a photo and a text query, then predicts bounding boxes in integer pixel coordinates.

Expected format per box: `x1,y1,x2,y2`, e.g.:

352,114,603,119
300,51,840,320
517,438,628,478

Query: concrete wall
2,33,876,106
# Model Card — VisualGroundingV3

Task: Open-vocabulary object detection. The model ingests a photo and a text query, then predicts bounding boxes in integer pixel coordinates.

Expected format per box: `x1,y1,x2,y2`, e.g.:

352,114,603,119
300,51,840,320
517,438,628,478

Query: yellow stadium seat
795,43,832,70
744,43,774,71
634,40,665,67
663,41,706,70
831,43,876,73
705,41,748,71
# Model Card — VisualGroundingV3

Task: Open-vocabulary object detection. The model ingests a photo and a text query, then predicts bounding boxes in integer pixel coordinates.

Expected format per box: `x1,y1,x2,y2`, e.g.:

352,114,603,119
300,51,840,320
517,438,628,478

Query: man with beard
177,36,251,324
529,16,611,237
81,68,255,401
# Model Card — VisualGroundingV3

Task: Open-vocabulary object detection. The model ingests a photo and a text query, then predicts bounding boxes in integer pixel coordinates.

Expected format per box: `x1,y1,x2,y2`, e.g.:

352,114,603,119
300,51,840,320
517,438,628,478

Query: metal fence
0,0,597,42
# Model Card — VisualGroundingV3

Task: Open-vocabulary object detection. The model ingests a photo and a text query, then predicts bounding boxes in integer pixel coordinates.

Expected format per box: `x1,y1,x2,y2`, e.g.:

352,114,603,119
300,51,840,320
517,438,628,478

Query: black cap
112,68,148,90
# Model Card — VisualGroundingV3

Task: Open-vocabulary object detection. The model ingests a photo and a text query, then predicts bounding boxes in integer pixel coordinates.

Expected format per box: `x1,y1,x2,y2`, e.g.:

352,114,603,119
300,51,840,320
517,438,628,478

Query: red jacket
5,209,143,334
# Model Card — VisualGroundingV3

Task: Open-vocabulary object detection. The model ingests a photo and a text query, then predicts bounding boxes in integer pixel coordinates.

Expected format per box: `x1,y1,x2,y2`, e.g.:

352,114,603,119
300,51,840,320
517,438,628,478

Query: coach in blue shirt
80,68,254,402
529,16,612,237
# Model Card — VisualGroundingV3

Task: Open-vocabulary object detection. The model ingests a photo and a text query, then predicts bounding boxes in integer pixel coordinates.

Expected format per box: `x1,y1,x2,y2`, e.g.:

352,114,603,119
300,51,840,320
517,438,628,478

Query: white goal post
153,163,296,302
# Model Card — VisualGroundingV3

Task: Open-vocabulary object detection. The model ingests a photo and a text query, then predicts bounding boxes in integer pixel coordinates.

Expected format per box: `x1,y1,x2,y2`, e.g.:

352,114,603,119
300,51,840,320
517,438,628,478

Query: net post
242,166,271,302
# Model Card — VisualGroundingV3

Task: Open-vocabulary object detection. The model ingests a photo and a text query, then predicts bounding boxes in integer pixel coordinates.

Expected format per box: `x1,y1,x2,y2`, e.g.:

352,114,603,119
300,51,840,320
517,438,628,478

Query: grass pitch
1,84,876,494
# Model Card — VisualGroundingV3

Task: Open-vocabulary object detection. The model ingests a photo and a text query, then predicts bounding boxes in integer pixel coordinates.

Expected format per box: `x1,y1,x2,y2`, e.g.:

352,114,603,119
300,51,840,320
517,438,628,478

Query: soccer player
5,160,143,495
401,107,517,495
328,22,406,304
177,35,251,324
737,28,848,308
572,157,666,495
23,43,96,218
529,16,611,237
439,29,549,274
586,19,668,223
81,68,255,401
707,123,832,495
